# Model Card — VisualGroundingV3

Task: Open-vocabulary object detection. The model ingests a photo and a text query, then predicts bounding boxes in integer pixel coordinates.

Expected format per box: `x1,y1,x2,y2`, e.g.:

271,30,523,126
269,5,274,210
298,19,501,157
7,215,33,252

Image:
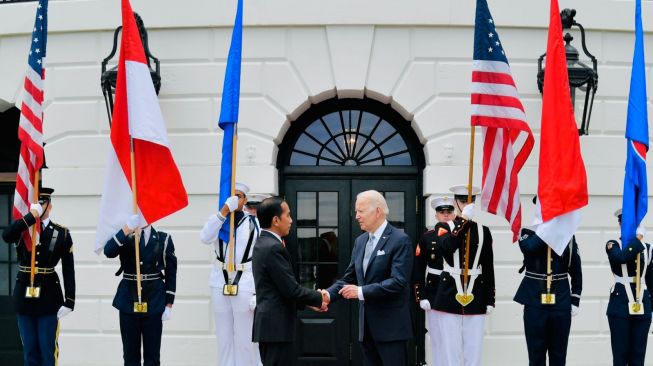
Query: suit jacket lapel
363,224,393,280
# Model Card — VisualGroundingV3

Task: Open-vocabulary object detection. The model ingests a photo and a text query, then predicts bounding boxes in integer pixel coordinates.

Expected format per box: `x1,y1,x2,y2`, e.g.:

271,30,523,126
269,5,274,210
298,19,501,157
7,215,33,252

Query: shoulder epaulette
51,221,68,231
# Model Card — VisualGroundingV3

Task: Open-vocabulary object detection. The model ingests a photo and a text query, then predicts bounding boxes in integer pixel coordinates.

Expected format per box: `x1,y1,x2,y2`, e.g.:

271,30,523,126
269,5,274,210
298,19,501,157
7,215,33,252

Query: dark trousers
360,318,407,366
17,313,59,366
523,306,571,366
119,312,163,366
608,315,652,366
259,342,294,366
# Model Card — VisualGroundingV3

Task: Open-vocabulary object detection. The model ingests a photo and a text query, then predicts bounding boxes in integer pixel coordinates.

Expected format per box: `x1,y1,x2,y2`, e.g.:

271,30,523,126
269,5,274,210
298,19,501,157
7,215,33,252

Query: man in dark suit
252,196,328,366
325,190,413,366
2,187,75,366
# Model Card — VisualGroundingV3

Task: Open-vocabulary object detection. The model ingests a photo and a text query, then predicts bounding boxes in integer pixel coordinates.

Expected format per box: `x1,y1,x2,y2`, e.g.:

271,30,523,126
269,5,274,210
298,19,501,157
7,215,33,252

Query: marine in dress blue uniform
606,209,652,366
104,217,177,366
413,196,456,366
514,197,582,366
2,188,75,366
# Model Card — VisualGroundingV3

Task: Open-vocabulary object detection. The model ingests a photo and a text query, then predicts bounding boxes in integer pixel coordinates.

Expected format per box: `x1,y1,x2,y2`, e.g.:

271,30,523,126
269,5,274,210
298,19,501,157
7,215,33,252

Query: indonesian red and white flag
532,0,588,255
95,0,188,252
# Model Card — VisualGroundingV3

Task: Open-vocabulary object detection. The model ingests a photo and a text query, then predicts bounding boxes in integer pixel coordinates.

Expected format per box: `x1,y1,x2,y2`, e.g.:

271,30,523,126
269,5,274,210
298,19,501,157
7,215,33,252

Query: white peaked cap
430,196,455,210
247,193,270,203
449,184,481,196
234,182,250,195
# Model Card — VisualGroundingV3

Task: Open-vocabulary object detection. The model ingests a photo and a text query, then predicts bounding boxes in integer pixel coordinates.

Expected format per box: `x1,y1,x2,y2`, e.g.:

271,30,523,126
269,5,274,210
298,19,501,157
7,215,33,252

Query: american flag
471,0,534,242
13,0,48,251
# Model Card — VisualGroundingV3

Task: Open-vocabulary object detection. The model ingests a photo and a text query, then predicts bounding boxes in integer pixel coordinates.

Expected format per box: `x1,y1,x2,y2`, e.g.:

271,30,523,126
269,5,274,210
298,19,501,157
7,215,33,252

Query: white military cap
614,208,622,218
449,184,481,197
234,182,250,195
247,193,270,203
430,196,455,211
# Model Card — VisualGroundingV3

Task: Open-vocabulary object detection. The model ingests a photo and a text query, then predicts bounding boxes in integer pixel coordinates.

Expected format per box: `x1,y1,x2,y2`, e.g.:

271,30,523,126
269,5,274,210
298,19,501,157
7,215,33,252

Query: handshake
308,289,331,313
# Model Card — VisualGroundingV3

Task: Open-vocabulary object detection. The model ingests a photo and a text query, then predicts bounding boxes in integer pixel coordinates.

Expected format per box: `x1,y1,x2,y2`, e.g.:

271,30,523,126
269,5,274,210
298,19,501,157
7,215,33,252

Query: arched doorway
0,106,23,365
278,97,425,366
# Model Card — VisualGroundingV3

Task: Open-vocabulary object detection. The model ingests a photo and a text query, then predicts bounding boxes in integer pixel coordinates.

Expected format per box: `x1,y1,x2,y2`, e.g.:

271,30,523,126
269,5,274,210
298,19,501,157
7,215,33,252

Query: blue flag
621,0,649,248
218,0,243,243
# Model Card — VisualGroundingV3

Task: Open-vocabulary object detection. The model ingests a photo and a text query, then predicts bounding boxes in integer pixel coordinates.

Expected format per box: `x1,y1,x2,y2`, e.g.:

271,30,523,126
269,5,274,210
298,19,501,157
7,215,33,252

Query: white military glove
57,306,72,319
126,214,140,231
571,305,579,317
419,299,431,311
637,226,647,240
224,196,239,213
162,307,172,321
30,203,43,218
462,203,475,221
486,305,494,315
249,295,257,311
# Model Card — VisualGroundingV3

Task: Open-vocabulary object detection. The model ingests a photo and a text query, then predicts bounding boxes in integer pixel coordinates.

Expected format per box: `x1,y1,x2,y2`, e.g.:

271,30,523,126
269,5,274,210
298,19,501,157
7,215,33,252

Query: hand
126,214,140,231
249,295,257,311
486,305,494,315
162,306,172,321
320,289,330,311
339,285,359,300
419,299,431,311
462,203,475,221
637,226,647,241
30,203,43,218
571,305,579,317
224,196,239,213
57,306,72,319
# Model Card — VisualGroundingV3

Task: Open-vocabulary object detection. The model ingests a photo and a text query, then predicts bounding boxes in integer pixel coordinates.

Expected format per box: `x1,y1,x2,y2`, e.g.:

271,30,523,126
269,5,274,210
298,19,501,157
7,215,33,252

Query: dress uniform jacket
413,228,444,307
104,227,177,315
2,212,75,316
514,229,582,310
432,217,495,315
605,239,653,318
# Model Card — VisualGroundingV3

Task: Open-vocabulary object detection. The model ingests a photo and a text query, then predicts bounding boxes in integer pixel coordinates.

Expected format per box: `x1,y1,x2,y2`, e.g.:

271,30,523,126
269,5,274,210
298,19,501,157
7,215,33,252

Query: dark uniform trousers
606,239,653,366
514,229,582,366
2,212,76,366
104,227,177,366
258,342,295,366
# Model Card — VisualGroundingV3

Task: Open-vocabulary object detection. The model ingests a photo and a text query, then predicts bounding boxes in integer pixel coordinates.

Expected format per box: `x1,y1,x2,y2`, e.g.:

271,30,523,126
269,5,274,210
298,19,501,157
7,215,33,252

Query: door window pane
316,264,338,289
299,264,316,290
297,192,316,226
317,229,338,263
318,192,338,227
385,192,405,230
0,195,7,226
298,228,317,262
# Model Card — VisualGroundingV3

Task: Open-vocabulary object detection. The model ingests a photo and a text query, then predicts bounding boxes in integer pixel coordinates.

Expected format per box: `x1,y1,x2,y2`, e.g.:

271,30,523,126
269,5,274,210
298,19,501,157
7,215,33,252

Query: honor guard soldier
514,197,582,366
104,215,177,366
431,185,495,366
606,209,652,366
200,182,261,366
2,187,75,366
413,195,456,366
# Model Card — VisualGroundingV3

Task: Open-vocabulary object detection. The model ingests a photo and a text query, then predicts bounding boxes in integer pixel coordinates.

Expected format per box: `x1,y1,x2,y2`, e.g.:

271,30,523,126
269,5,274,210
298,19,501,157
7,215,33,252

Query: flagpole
463,126,476,295
129,137,145,312
227,128,238,273
27,170,40,297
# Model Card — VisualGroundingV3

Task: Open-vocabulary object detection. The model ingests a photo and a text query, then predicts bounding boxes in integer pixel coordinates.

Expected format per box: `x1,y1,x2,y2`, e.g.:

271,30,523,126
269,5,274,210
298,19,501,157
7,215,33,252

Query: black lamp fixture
101,12,161,124
537,8,598,136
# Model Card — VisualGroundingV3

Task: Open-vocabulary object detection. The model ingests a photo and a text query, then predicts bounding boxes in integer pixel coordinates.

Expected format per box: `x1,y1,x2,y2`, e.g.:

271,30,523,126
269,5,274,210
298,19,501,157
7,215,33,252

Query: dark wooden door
0,188,22,366
285,178,419,366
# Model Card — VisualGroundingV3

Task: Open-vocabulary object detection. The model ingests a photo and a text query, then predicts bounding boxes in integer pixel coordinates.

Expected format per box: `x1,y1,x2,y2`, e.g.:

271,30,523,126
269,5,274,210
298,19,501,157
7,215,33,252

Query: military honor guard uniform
413,196,456,366
514,219,582,366
431,186,495,366
200,182,261,366
2,188,75,366
104,216,177,366
605,209,652,366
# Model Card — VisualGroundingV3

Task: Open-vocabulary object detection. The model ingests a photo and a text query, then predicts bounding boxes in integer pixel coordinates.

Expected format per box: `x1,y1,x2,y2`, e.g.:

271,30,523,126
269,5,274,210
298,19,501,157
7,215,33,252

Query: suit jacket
605,239,653,319
3,212,75,316
104,227,177,316
252,231,323,343
432,218,495,315
514,228,582,310
327,223,413,342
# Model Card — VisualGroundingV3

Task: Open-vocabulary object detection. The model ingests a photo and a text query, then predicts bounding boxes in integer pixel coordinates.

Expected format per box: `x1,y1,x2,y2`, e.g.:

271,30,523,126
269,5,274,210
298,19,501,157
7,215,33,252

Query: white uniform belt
442,267,482,276
613,274,647,290
216,260,252,272
123,273,162,281
524,271,568,281
426,267,442,275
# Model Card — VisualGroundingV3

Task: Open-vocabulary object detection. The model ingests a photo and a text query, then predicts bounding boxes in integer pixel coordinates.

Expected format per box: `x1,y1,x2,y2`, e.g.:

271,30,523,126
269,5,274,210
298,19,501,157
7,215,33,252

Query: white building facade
0,0,652,365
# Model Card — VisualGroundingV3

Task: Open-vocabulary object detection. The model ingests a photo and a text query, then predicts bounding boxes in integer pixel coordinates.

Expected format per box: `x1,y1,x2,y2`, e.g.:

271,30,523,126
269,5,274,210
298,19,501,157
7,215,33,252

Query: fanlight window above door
290,109,412,166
